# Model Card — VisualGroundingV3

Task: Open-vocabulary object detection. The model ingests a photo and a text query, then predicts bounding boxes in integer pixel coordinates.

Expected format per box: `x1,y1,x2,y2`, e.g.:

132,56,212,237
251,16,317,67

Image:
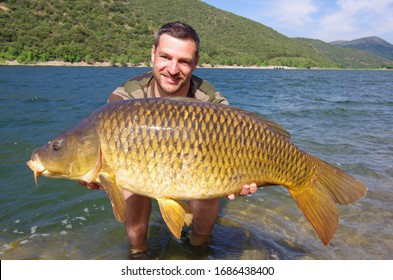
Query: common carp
27,98,367,245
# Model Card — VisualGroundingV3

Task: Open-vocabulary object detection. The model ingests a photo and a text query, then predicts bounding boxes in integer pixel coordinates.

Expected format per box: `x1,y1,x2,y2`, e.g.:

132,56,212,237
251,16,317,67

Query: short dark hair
154,21,200,59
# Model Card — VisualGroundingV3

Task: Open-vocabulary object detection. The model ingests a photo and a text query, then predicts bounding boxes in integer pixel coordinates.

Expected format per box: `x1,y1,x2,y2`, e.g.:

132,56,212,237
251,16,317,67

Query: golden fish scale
91,99,316,199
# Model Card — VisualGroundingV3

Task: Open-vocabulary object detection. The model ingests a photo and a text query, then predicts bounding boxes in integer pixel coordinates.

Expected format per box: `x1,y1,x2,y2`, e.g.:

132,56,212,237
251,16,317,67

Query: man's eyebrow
158,51,193,63
158,51,170,57
179,57,194,63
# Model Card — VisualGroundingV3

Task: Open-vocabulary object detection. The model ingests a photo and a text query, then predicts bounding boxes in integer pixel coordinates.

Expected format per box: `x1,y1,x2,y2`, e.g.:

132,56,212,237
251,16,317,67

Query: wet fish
27,98,367,245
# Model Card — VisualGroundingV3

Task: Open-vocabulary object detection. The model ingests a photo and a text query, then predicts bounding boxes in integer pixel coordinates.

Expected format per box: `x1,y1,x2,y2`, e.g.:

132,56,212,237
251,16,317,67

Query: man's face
151,34,199,96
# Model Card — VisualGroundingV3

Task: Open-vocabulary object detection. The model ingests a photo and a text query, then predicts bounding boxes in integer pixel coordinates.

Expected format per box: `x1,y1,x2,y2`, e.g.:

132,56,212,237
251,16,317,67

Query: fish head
27,119,101,185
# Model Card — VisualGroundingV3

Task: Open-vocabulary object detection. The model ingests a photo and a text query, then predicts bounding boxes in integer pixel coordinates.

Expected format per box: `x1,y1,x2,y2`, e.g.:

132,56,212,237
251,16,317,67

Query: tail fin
289,158,367,245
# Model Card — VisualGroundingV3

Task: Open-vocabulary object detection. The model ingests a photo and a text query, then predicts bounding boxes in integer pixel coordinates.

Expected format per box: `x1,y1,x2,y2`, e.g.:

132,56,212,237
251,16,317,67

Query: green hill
1,0,392,69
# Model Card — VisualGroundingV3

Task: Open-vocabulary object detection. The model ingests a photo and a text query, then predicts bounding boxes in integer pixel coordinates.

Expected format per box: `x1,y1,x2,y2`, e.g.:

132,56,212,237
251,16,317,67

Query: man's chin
159,82,183,95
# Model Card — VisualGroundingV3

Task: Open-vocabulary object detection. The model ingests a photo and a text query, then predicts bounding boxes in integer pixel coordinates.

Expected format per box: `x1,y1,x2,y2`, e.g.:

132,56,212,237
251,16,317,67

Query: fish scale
92,99,314,198
27,97,367,245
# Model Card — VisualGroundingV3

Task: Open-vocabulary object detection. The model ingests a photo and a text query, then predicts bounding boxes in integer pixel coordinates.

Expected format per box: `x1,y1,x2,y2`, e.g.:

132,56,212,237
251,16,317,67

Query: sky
202,0,393,44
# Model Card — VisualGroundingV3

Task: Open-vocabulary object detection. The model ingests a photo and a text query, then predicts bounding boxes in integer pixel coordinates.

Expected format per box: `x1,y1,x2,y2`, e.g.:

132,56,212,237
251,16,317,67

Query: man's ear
151,45,156,64
194,54,200,69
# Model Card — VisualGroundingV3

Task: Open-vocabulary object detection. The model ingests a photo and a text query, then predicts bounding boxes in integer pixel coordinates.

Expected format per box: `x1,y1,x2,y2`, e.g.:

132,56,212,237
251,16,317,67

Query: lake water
0,66,392,260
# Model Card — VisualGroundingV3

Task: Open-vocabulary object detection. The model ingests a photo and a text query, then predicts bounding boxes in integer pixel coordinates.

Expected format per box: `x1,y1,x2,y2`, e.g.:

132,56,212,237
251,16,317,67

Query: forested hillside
1,0,392,68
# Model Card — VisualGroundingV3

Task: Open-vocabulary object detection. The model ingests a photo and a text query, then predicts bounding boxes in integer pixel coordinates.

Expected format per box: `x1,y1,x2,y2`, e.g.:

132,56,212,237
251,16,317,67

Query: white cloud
317,0,393,41
254,0,318,27
338,0,389,13
258,0,393,42
203,0,393,43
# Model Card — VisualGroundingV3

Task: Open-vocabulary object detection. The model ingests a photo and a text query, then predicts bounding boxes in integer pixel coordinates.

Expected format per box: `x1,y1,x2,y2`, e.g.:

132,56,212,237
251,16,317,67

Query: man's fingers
79,181,102,190
79,181,87,187
239,184,250,196
250,183,257,194
225,183,258,200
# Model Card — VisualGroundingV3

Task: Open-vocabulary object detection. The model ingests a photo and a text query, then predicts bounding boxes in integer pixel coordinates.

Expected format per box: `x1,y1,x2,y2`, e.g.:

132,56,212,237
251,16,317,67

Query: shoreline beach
0,60,296,69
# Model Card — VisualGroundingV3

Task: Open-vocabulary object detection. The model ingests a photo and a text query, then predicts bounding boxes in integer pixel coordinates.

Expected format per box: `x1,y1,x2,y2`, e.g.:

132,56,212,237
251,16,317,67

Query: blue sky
202,0,393,44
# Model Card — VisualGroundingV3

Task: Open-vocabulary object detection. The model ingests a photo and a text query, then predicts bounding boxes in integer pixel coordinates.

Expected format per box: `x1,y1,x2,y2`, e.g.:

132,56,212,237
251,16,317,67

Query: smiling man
99,22,256,257
151,32,197,96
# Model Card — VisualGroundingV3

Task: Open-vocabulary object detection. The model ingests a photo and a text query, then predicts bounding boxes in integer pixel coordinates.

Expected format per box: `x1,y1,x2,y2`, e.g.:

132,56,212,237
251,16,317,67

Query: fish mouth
26,159,45,188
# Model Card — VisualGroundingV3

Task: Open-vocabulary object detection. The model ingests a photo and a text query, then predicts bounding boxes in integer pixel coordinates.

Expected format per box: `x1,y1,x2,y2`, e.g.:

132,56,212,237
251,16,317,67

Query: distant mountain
295,37,393,69
330,37,393,61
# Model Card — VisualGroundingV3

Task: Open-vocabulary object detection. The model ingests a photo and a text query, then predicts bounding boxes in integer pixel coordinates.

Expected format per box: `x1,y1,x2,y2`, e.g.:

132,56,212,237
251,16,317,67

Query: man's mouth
163,74,181,84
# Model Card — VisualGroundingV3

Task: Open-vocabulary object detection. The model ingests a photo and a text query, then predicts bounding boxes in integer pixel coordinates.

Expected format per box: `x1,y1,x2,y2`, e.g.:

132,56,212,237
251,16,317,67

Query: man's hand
227,183,257,200
79,181,104,190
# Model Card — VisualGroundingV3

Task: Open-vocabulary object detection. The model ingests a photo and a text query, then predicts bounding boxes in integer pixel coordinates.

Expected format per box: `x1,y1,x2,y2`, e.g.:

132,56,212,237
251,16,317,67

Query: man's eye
180,61,191,66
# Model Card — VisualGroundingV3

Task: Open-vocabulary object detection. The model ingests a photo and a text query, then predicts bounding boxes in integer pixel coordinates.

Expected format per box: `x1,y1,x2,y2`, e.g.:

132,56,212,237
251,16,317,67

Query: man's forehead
157,34,197,49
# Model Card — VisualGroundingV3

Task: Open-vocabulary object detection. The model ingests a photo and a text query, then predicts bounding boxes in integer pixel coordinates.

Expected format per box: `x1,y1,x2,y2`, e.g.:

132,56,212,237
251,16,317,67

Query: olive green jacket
108,71,228,104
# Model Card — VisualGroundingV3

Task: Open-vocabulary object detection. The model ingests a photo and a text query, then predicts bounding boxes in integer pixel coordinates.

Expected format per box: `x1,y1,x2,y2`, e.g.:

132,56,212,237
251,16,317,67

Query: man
84,22,257,256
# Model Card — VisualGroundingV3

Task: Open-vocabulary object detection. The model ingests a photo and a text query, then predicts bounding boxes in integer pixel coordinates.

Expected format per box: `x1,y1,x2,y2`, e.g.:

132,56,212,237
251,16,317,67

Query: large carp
27,98,367,245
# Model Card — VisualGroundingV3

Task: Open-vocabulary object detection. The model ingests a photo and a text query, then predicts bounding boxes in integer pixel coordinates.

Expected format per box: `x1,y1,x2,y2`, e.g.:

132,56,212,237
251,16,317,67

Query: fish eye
52,140,62,151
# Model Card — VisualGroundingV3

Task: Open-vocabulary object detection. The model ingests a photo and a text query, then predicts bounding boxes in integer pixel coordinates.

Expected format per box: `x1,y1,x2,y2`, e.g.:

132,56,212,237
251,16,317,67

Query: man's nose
167,60,180,75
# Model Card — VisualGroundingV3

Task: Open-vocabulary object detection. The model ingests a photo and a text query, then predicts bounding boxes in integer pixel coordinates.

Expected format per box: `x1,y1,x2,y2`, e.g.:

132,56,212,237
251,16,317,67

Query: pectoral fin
157,198,193,239
98,172,126,223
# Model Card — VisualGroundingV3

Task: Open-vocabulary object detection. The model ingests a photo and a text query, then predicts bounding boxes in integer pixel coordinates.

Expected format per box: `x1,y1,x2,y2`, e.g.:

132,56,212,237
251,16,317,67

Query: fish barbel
27,98,367,245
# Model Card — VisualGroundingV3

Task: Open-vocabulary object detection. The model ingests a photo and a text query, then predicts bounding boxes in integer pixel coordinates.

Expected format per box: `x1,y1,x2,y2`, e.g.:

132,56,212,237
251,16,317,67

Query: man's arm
108,92,126,103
